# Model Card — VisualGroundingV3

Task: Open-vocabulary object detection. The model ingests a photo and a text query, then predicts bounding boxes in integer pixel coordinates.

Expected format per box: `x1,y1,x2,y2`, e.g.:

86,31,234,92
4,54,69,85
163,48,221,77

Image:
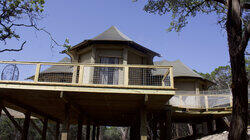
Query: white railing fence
170,94,232,109
0,61,174,89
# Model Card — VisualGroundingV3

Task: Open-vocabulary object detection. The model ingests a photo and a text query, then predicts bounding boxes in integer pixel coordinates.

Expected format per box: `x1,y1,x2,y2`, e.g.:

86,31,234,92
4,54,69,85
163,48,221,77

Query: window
94,57,120,85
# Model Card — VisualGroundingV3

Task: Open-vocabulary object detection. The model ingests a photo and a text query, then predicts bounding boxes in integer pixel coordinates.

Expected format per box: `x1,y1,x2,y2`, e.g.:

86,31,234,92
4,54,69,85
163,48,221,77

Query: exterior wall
127,51,143,64
68,43,155,85
174,78,208,94
79,51,91,64
175,81,196,91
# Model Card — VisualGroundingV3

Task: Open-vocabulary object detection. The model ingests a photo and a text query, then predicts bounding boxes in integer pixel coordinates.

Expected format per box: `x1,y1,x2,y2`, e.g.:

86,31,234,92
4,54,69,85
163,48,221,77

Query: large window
94,57,119,85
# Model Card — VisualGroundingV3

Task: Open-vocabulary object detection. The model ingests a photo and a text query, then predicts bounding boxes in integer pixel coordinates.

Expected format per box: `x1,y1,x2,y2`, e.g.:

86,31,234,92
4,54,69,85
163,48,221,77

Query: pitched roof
67,26,160,57
40,57,72,74
154,60,203,78
91,26,132,41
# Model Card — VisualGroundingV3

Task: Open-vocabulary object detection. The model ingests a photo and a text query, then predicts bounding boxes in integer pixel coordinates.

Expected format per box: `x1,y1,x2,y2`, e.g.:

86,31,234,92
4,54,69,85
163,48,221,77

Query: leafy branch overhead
143,0,249,32
0,0,71,52
0,0,44,41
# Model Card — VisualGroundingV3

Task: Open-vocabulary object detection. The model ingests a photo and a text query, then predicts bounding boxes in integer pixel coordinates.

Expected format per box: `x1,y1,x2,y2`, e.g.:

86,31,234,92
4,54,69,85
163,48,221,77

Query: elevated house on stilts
0,26,232,140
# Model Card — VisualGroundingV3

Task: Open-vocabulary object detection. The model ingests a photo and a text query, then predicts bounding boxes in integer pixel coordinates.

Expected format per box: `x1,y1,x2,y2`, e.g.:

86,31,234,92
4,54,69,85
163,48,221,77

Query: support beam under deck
21,112,31,140
77,117,83,140
61,103,70,140
42,117,48,140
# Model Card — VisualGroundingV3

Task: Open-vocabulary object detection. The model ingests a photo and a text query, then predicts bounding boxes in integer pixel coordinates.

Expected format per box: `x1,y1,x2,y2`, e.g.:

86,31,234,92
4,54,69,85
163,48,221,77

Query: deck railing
170,94,232,110
0,61,174,89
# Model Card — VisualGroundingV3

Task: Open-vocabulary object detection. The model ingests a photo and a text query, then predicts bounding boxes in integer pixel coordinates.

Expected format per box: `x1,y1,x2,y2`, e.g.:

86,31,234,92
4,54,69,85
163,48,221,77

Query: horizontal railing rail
170,94,232,110
0,61,174,89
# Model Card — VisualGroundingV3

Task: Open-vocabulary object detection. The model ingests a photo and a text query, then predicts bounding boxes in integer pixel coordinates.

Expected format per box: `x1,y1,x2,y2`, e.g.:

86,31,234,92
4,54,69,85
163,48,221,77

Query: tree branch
240,23,250,53
243,3,250,9
0,41,26,52
212,0,227,5
13,23,64,47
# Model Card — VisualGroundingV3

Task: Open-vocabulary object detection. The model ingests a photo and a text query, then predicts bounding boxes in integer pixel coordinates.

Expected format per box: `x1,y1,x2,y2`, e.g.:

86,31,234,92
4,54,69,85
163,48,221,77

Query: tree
141,0,249,139
195,65,232,90
0,0,45,52
0,0,70,52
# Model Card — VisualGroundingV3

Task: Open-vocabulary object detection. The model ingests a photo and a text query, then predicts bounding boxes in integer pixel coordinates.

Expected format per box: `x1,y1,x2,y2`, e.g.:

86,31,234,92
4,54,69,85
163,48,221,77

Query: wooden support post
86,123,90,140
96,126,100,140
202,122,208,135
61,103,70,140
78,65,84,85
192,124,197,136
160,110,172,140
152,118,157,140
34,64,41,82
130,126,135,140
31,120,42,136
124,66,129,86
207,120,213,134
21,112,31,140
230,96,233,107
165,110,172,139
140,108,147,140
92,125,96,140
72,66,78,84
170,67,174,88
205,96,209,111
55,121,60,140
2,107,22,132
42,117,48,140
77,117,83,140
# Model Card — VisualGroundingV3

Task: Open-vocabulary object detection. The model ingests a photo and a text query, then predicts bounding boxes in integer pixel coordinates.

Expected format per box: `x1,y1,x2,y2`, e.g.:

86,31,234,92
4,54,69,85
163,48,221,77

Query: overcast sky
0,0,246,73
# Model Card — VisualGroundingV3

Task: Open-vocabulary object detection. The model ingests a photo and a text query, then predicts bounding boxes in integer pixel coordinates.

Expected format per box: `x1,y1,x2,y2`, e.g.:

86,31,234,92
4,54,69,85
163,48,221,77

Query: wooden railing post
229,95,233,107
34,64,41,83
205,96,209,111
72,66,78,84
78,65,84,85
124,66,129,86
170,67,174,88
179,96,183,108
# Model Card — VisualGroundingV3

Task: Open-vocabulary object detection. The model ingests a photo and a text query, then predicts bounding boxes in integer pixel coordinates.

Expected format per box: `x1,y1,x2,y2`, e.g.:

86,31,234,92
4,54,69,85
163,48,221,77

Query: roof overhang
63,40,161,57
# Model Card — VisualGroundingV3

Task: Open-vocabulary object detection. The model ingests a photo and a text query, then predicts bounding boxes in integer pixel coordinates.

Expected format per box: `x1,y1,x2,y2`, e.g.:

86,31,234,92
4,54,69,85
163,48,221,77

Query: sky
0,0,245,73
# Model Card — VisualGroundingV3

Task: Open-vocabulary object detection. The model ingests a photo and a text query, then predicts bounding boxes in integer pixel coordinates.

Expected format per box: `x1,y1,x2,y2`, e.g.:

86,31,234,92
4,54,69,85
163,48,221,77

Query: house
38,26,212,90
0,26,231,140
154,60,213,94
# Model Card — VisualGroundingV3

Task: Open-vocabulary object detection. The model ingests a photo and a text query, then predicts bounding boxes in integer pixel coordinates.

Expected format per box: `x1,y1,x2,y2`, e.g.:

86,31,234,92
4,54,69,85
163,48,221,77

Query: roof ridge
91,26,132,41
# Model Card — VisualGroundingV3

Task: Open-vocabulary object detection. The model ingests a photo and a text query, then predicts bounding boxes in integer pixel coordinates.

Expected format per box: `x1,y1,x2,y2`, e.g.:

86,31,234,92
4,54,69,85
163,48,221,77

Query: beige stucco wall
79,51,91,64
68,43,155,85
174,78,209,95
175,80,196,91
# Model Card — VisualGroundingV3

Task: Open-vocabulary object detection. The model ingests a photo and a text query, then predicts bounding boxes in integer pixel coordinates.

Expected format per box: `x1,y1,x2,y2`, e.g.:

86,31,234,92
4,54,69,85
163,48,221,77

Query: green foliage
143,0,227,32
142,0,249,32
194,65,232,90
0,0,45,42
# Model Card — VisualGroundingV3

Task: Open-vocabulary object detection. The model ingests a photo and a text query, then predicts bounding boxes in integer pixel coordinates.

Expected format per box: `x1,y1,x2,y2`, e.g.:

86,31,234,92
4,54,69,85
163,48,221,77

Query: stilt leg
61,103,70,140
55,121,60,140
92,125,96,140
21,112,31,140
42,117,48,140
96,126,100,140
86,123,90,140
77,117,83,140
140,108,147,140
160,110,172,140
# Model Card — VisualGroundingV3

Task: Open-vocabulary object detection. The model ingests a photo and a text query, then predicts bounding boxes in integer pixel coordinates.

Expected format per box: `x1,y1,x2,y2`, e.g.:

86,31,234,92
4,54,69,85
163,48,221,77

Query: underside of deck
0,82,174,126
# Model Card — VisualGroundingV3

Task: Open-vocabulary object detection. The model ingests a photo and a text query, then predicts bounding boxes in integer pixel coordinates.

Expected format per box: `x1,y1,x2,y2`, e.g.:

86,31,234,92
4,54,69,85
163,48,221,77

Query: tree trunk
227,0,249,139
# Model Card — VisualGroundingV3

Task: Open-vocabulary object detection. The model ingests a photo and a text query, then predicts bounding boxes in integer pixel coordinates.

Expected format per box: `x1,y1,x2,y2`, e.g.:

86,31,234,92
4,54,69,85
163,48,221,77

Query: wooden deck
0,61,175,126
0,61,233,140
